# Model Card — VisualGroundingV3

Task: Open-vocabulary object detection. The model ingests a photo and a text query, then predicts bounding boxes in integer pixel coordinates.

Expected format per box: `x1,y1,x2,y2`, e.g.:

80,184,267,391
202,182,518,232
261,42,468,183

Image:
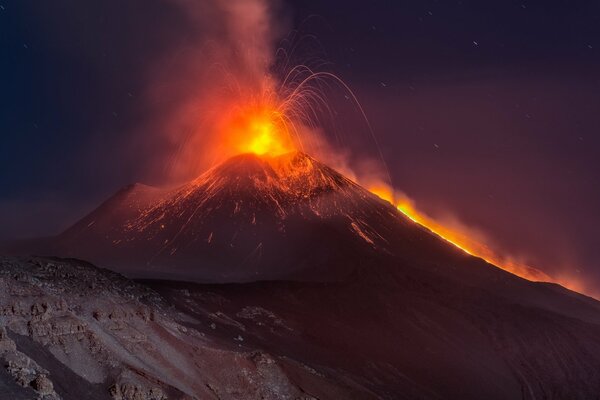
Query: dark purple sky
1,0,600,291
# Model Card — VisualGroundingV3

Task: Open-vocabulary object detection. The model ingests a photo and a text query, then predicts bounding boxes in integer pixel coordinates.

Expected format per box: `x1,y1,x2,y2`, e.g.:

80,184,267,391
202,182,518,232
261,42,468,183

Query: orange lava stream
373,188,597,297
368,186,552,283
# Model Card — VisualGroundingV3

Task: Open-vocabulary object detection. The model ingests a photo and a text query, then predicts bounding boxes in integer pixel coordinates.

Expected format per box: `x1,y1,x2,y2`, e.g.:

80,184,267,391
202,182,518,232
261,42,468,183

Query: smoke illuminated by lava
139,0,383,182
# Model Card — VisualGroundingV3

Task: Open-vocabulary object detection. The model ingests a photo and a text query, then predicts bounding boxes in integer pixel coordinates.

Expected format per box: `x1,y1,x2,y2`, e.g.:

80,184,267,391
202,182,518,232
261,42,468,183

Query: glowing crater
222,104,295,158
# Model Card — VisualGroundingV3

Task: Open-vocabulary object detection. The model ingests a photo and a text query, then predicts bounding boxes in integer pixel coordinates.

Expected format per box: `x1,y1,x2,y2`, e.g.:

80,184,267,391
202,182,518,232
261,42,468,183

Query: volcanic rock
0,256,368,399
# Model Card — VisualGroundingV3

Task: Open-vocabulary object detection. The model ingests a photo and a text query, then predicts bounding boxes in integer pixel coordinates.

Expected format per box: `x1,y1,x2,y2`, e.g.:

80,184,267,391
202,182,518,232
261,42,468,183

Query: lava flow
368,186,553,282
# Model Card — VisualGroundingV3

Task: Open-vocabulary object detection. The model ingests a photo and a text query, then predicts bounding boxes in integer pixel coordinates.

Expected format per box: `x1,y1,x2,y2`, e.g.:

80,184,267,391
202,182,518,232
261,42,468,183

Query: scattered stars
473,40,479,47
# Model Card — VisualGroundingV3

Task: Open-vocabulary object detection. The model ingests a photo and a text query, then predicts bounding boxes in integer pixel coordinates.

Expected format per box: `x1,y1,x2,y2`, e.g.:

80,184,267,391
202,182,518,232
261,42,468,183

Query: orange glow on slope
368,186,552,282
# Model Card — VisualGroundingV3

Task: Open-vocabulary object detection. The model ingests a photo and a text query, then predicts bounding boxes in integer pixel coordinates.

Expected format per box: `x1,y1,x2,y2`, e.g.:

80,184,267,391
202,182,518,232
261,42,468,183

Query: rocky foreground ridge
4,251,600,400
0,256,352,400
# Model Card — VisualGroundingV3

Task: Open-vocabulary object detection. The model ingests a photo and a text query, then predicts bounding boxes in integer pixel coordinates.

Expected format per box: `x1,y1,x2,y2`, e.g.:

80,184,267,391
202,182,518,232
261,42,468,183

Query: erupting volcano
177,83,563,289
6,1,600,399
10,141,600,399
5,79,600,399
13,100,565,291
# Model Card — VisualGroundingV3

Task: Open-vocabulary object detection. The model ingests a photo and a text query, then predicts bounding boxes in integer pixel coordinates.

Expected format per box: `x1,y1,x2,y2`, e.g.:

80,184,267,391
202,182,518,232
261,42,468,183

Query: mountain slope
45,152,421,282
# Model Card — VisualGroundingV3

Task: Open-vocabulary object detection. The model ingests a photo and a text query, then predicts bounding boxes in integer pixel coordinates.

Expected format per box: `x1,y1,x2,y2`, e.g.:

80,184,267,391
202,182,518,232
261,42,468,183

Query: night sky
2,1,600,290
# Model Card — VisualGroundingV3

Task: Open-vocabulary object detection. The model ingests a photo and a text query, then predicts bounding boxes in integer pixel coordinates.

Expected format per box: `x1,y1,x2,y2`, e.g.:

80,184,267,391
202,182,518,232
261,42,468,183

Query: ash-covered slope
48,152,415,282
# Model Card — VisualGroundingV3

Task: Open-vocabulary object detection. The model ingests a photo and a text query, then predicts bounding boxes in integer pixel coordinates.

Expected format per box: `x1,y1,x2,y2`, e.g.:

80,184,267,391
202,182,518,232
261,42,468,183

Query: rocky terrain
0,256,362,400
4,253,600,399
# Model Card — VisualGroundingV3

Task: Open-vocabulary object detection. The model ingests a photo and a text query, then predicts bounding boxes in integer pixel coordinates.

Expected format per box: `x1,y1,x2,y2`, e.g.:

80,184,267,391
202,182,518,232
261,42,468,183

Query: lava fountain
221,102,294,157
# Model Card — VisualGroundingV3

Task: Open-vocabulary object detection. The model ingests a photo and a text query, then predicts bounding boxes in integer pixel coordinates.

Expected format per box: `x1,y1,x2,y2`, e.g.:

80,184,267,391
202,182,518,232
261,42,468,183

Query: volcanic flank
6,151,600,399
40,151,417,282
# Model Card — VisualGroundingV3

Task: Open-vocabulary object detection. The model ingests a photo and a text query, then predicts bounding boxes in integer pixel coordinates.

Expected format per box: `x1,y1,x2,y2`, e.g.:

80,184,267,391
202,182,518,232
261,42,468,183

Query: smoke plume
134,0,288,183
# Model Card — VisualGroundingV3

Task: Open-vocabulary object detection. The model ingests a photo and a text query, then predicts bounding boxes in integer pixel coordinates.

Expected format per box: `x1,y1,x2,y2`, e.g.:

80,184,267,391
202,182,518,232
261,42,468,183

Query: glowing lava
368,185,552,282
243,114,290,156
223,106,294,157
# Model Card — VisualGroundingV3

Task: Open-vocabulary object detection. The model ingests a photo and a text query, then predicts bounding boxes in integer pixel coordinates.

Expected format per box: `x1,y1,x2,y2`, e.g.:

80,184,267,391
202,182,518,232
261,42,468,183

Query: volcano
35,151,429,282
6,151,600,399
29,151,549,284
